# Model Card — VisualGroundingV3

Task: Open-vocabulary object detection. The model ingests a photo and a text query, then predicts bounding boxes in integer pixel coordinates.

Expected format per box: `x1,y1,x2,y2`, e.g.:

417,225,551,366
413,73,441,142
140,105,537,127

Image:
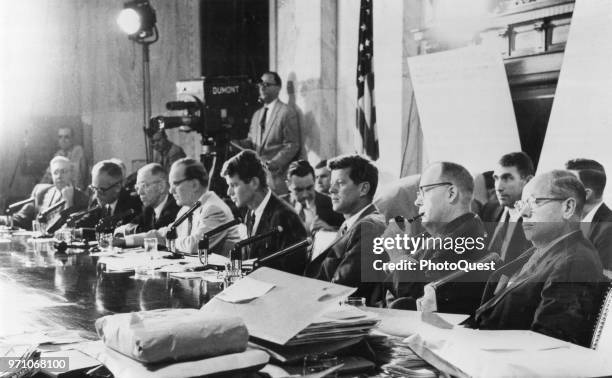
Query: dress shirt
252,189,272,234
339,204,372,233
153,195,169,223
582,201,604,223
262,98,279,130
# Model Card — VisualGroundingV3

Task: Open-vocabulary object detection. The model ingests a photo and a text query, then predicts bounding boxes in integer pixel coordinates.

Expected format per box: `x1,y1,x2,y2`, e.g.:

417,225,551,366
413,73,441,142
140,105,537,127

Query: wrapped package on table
95,308,248,363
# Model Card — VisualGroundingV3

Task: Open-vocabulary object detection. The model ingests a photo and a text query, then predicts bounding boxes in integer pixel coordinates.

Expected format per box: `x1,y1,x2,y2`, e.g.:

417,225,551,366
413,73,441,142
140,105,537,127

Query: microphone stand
252,238,311,271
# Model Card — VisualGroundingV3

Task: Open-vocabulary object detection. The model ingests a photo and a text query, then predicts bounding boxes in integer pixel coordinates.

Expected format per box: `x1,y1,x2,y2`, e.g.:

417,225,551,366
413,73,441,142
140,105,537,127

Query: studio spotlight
117,0,158,43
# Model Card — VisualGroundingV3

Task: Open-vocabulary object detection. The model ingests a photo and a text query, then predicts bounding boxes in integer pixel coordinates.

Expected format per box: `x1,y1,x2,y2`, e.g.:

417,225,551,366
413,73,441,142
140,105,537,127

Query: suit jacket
487,207,532,264
585,203,612,269
386,212,489,314
131,191,241,256
130,195,181,233
280,192,344,232
468,230,605,347
12,184,89,229
153,142,186,173
244,100,300,193
304,204,387,305
245,193,308,275
77,188,142,229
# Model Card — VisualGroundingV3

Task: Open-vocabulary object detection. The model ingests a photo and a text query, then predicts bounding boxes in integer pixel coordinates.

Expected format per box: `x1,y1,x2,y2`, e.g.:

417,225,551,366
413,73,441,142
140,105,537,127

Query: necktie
488,209,510,255
151,209,157,228
259,107,268,134
247,211,256,237
339,223,348,237
105,204,112,217
187,214,193,235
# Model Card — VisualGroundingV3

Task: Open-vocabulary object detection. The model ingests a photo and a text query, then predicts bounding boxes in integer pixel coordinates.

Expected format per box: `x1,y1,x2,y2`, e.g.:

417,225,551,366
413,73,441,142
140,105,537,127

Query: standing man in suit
150,130,187,173
77,160,142,228
314,160,332,195
566,158,612,268
284,160,344,234
113,163,180,236
304,155,387,305
467,170,605,347
7,156,89,229
119,158,240,255
240,71,300,195
489,152,534,263
222,150,307,274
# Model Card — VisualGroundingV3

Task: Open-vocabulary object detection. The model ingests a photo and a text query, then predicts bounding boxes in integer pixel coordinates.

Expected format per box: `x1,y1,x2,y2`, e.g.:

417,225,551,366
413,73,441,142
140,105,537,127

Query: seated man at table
5,156,89,229
118,158,241,255
465,170,605,347
304,154,387,305
384,162,489,314
77,160,142,228
282,160,344,234
222,150,308,274
113,163,180,235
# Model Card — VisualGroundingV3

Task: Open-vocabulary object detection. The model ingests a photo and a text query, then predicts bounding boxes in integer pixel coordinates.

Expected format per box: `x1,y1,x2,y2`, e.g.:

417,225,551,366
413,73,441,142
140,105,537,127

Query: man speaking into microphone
117,158,240,256
236,71,300,195
222,151,307,274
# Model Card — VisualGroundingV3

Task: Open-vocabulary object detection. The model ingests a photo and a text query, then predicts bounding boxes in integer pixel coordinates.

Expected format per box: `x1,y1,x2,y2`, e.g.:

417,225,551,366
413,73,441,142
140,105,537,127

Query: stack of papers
284,305,379,346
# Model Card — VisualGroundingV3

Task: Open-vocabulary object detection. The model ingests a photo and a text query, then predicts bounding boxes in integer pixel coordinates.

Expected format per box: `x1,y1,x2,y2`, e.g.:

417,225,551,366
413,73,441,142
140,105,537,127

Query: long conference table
3,230,612,378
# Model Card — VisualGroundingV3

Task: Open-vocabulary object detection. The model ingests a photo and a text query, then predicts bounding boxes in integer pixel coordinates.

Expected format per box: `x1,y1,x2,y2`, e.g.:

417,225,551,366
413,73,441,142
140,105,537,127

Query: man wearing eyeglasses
237,71,300,195
121,158,240,255
384,162,488,314
304,154,387,306
40,127,89,190
5,156,88,229
113,163,180,236
77,160,142,228
466,170,605,347
282,160,343,234
488,152,534,263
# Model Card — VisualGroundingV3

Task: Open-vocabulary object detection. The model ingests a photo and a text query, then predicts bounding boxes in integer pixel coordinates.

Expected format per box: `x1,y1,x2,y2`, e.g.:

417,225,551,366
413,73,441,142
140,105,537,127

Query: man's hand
112,237,126,248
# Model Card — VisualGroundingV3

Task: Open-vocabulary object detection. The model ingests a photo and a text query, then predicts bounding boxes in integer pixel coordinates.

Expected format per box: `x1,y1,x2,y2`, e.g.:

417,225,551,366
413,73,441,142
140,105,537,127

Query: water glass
303,353,340,377
31,220,42,235
144,238,158,259
341,296,366,308
98,232,113,251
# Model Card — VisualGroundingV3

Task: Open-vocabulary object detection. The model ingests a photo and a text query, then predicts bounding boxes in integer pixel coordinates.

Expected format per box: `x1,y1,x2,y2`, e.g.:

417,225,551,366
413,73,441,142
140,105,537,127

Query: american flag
356,0,379,160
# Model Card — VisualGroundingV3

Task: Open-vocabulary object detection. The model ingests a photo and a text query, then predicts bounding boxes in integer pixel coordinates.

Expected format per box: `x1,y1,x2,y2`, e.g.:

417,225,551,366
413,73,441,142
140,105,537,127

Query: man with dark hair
77,160,142,228
150,129,186,173
384,161,489,314
284,160,343,233
238,71,300,195
222,150,307,274
314,160,332,194
467,170,605,347
304,154,387,305
120,158,240,255
113,163,180,236
489,152,534,263
566,158,612,268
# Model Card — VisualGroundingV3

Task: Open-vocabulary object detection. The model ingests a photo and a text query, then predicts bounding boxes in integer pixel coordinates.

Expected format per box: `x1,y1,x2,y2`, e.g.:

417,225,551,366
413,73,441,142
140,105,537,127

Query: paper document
216,276,275,303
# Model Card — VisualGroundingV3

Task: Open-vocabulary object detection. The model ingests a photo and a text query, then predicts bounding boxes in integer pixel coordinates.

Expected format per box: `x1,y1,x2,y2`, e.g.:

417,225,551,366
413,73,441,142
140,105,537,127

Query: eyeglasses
135,180,163,191
514,196,567,217
89,181,121,193
258,82,278,88
417,182,453,198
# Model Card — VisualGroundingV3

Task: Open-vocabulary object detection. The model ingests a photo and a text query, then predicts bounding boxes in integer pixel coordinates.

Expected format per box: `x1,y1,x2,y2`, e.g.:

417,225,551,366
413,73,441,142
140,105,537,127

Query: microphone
253,238,311,270
169,201,202,231
202,217,242,240
233,226,283,252
38,200,66,220
7,198,35,212
96,209,136,231
68,206,101,227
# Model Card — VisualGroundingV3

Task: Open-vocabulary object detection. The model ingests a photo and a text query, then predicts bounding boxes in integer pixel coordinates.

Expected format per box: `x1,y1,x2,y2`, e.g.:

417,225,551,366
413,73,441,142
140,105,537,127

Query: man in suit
466,170,605,347
239,71,300,195
304,155,387,305
283,160,344,234
566,158,612,269
222,150,307,274
8,156,88,229
77,160,142,228
120,158,240,256
384,162,489,314
113,163,180,236
488,152,533,263
150,130,186,173
314,160,332,195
